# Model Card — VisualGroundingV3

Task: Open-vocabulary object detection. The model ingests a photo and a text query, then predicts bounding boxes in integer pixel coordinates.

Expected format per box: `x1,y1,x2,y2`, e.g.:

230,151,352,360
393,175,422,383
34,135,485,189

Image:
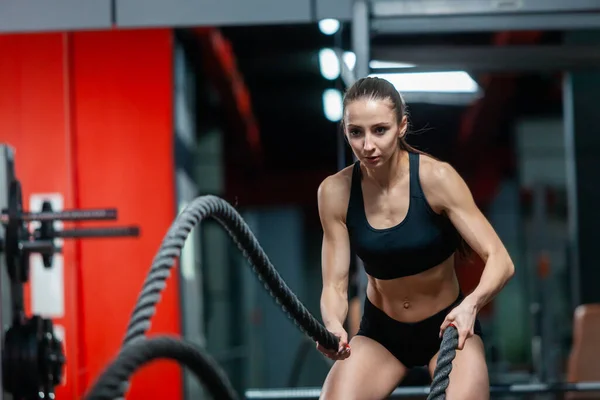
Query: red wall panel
71,29,182,399
0,29,181,400
0,32,80,400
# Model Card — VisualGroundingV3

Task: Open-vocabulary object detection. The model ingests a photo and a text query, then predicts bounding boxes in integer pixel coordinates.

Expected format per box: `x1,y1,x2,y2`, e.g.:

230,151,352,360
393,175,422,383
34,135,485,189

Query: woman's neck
363,149,409,191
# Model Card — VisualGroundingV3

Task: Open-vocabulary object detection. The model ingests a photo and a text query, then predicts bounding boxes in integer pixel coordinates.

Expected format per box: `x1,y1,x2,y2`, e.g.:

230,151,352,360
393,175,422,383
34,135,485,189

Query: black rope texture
84,335,238,400
111,195,338,397
427,326,459,400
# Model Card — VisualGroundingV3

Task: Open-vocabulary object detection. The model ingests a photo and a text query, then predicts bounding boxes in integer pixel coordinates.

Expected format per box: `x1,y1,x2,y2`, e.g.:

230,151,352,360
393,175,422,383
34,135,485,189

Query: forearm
320,286,348,330
467,251,515,312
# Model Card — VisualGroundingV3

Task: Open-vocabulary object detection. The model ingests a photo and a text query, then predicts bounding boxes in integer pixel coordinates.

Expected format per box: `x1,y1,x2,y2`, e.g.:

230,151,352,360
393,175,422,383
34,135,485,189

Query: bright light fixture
322,89,343,122
318,19,340,35
370,71,479,93
319,48,340,80
342,51,415,72
343,51,356,71
369,60,415,69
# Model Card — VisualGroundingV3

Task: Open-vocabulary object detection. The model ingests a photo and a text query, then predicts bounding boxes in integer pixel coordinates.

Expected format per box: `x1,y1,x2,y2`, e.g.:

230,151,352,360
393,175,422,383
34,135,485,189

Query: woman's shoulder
417,153,458,188
317,165,354,218
318,165,353,199
416,153,467,209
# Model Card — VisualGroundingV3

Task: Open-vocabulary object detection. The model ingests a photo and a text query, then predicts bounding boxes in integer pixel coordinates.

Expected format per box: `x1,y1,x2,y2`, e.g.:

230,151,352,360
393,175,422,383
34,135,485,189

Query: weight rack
0,144,140,400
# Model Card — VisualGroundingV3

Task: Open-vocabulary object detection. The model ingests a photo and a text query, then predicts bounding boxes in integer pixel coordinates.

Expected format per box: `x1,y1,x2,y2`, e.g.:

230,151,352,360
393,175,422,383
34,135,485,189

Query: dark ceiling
220,23,348,174
219,23,563,171
183,23,565,208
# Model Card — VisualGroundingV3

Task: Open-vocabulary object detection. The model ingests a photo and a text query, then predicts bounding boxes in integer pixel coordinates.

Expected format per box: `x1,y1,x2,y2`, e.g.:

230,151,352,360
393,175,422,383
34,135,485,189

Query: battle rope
427,325,459,400
85,335,238,400
89,194,458,399
110,195,338,397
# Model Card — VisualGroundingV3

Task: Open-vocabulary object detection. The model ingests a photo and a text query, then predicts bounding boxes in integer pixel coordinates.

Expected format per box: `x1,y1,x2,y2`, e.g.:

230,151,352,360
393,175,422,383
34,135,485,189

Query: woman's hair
342,76,472,261
342,76,427,154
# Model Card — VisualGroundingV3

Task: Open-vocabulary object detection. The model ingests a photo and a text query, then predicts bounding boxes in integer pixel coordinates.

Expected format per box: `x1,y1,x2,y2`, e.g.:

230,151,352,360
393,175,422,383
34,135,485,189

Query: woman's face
344,97,405,168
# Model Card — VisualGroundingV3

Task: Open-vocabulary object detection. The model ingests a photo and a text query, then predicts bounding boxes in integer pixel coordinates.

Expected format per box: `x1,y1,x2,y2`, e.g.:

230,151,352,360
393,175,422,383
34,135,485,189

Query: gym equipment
244,381,600,399
0,144,140,400
428,326,458,400
86,192,600,400
85,335,239,400
85,194,340,399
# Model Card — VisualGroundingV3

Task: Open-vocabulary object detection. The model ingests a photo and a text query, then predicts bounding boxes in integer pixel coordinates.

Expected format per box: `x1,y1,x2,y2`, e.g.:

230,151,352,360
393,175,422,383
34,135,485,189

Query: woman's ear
398,115,408,139
340,121,349,144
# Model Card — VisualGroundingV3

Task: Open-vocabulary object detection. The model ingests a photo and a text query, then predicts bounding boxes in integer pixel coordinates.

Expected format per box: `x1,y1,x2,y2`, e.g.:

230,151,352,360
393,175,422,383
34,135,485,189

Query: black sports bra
346,152,460,280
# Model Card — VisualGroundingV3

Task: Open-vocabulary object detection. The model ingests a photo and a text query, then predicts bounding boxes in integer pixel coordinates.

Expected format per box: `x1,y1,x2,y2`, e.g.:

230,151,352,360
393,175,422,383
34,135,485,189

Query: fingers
457,331,466,350
316,340,351,360
439,317,454,338
439,311,456,337
439,318,473,350
337,335,349,353
336,343,351,360
455,325,473,350
334,331,351,360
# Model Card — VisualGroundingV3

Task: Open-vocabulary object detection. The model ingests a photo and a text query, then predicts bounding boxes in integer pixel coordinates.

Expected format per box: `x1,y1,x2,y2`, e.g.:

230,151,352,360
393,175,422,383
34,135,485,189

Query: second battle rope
85,335,238,400
427,326,459,400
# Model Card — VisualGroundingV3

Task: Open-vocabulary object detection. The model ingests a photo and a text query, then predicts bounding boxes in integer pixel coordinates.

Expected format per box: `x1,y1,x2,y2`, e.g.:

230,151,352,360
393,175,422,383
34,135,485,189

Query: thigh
320,335,407,400
428,335,489,400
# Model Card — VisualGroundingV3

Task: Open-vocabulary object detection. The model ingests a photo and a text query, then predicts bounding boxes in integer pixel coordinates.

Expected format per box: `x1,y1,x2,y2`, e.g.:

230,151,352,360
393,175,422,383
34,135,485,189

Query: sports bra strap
409,152,425,199
349,161,364,208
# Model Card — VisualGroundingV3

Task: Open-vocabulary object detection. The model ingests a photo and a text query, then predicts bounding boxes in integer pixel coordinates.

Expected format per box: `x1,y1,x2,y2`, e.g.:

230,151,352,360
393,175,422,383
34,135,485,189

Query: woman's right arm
317,176,351,334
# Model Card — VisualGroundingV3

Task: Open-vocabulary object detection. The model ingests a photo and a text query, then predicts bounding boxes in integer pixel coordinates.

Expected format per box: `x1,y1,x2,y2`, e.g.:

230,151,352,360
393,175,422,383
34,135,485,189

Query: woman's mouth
365,156,380,164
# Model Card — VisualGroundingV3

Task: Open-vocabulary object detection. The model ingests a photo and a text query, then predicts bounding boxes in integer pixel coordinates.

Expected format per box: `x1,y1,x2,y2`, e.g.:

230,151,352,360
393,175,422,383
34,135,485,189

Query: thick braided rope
113,195,339,396
427,326,459,400
85,335,238,400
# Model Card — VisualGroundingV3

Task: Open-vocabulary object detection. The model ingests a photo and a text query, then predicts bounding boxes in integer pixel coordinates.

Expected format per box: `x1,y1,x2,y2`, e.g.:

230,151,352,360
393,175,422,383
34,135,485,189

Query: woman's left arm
434,162,515,309
425,161,515,347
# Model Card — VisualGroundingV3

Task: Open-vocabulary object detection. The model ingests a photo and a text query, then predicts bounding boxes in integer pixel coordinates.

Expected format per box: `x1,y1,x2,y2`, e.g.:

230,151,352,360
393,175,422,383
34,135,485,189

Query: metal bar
51,226,140,238
0,145,13,400
371,0,600,18
19,208,117,222
333,48,357,89
115,0,312,28
370,45,600,72
351,0,370,80
0,1,113,33
563,73,582,310
20,240,55,254
530,184,548,382
245,381,600,399
372,13,600,35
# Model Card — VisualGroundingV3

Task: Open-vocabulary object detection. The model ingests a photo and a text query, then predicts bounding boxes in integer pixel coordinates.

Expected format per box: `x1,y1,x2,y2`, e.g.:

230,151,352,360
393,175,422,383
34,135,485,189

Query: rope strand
427,326,459,400
112,195,339,398
85,336,238,400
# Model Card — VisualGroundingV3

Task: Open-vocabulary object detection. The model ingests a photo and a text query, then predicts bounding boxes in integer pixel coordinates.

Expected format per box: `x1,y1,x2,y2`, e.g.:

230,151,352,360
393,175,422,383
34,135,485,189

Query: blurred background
1,1,600,399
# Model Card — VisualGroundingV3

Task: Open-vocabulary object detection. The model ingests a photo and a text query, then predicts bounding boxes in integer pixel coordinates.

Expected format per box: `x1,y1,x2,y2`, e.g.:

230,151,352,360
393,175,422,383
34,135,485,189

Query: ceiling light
342,51,416,71
319,48,341,81
322,89,343,122
370,60,415,69
370,71,479,93
319,19,340,35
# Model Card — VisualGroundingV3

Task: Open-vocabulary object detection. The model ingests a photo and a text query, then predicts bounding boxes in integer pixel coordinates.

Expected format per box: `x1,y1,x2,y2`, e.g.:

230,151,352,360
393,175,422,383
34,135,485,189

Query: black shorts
356,293,483,368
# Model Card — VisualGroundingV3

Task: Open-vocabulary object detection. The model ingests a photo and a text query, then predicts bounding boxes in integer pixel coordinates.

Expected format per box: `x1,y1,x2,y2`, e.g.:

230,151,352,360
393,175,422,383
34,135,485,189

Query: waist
366,271,460,323
364,290,464,326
